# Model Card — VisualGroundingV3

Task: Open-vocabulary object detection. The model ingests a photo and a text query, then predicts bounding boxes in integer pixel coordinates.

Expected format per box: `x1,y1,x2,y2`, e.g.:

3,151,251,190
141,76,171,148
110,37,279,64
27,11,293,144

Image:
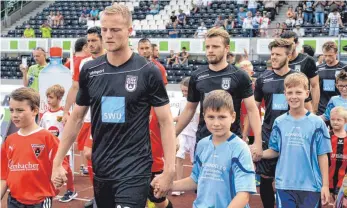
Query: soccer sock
66,166,75,192
87,159,93,184
260,176,275,208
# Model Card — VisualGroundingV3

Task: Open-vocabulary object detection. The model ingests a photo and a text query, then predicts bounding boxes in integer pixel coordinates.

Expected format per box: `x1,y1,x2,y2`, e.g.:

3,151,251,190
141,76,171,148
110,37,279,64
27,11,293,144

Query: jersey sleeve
232,142,257,194
187,73,200,103
238,70,254,99
254,76,264,102
45,133,60,164
76,65,91,106
304,57,318,79
190,141,203,183
64,60,70,69
147,65,170,107
1,142,8,180
72,59,81,82
269,121,281,152
157,63,168,85
39,113,47,129
316,119,332,155
323,98,335,121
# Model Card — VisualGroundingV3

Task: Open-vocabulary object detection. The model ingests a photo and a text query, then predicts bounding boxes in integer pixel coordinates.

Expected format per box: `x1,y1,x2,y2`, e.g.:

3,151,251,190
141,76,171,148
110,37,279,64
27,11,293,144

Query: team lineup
2,3,347,208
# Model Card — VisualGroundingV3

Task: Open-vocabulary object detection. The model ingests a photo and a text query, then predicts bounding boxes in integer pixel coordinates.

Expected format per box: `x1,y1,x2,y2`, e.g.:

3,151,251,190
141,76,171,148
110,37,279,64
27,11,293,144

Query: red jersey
329,134,347,191
1,128,60,204
149,59,167,172
64,55,89,82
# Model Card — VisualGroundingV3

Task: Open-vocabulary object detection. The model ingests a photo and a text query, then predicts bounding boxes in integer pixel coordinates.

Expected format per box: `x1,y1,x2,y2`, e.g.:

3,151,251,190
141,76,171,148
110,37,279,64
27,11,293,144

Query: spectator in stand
224,15,235,30
314,0,326,25
55,11,64,26
89,7,99,21
238,7,247,23
168,23,179,38
40,22,52,38
273,22,282,38
260,12,270,37
292,23,305,37
252,11,262,31
166,50,178,65
295,9,304,25
81,7,90,17
302,45,315,57
79,13,88,24
281,22,288,32
243,11,254,37
177,9,187,26
194,22,207,38
316,54,324,66
214,15,224,28
23,24,35,38
285,15,296,28
170,11,177,25
287,6,295,19
326,8,344,37
237,0,246,8
227,52,235,64
303,0,314,23
248,0,258,16
263,0,277,21
47,11,55,27
178,47,189,66
192,0,204,14
149,1,159,15
328,1,345,12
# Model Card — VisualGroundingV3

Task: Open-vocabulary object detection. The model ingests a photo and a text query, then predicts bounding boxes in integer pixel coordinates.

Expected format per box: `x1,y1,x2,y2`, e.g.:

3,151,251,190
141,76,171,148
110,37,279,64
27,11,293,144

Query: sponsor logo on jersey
331,153,347,160
31,144,45,158
101,96,125,123
338,139,344,145
89,69,104,76
221,77,231,90
197,74,209,80
48,126,60,137
125,75,138,92
294,65,301,72
8,160,39,171
263,77,274,82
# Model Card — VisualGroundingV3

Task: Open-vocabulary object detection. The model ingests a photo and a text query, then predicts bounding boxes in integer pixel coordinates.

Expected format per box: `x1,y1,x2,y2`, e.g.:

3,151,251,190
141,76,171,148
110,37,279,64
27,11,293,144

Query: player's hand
62,111,69,125
330,193,336,206
242,136,249,144
19,64,28,74
51,164,67,188
151,171,174,198
321,186,330,206
249,142,263,162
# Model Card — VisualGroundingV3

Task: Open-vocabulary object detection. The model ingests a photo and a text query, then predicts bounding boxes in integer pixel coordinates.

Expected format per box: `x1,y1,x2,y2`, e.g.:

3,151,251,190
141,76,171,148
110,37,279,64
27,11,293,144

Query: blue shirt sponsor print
272,94,288,111
101,96,125,123
323,79,335,92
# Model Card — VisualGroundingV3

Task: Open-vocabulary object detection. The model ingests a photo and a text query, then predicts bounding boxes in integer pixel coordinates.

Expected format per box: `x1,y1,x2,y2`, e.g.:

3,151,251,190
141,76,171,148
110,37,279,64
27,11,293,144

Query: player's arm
310,75,320,114
175,102,199,136
319,153,330,205
228,192,250,208
0,180,7,199
63,81,79,117
262,149,279,159
171,177,197,192
244,96,262,157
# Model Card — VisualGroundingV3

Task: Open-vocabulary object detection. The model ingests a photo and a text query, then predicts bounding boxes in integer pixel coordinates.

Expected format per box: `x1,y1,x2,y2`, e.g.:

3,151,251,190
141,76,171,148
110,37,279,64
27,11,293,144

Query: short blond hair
331,106,347,121
268,39,295,55
46,84,65,100
205,28,230,46
322,41,338,53
102,3,132,26
239,60,254,71
284,73,309,90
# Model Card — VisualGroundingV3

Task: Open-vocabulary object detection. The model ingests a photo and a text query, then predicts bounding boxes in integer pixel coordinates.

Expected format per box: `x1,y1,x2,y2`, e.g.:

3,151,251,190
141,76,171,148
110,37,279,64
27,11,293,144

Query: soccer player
281,31,320,114
328,107,347,204
317,41,347,115
52,4,176,207
137,38,173,208
175,28,263,161
39,84,77,203
262,73,332,207
167,90,256,207
1,87,62,207
321,70,347,122
173,77,199,196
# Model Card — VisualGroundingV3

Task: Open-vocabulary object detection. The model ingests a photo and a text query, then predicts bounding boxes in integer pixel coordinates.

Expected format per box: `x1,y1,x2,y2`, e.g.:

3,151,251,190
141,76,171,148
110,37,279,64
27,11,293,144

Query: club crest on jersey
125,75,138,92
294,65,301,72
31,144,45,158
221,78,231,90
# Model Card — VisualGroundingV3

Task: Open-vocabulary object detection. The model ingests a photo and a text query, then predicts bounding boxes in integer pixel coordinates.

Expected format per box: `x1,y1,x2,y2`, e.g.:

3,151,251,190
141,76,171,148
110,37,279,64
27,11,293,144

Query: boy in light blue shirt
263,73,332,207
168,90,256,208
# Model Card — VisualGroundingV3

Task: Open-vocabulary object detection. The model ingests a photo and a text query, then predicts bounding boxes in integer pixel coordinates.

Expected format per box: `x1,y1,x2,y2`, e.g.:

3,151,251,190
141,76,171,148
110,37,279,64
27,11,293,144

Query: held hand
150,172,174,198
249,143,263,162
321,186,330,206
51,164,67,189
62,112,70,125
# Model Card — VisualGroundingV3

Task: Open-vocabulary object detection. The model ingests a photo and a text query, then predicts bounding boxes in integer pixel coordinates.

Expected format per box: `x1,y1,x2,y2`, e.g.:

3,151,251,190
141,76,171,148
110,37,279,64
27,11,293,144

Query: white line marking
54,196,91,202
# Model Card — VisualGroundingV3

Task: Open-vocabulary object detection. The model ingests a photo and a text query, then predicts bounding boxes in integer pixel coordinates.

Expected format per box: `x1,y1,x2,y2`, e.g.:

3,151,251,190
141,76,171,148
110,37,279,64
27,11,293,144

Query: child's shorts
276,189,321,208
176,134,196,163
76,122,91,151
8,193,52,208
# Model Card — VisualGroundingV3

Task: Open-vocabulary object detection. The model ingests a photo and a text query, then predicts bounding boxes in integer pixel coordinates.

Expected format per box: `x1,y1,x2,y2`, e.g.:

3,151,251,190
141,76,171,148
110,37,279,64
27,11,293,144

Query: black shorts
7,193,52,208
255,128,278,177
148,171,166,203
93,176,151,208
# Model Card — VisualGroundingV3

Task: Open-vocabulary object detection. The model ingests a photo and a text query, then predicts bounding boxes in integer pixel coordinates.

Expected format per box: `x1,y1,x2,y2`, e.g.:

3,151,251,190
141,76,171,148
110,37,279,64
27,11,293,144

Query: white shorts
176,134,196,162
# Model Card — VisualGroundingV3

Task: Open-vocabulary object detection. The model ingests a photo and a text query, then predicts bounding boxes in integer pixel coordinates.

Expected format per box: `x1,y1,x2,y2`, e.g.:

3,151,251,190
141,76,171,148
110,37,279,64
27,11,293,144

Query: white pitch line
54,196,91,202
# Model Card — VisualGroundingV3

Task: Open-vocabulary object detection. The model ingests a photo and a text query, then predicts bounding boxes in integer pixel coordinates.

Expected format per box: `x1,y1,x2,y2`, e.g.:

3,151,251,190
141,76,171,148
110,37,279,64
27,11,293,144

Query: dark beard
272,58,287,71
207,54,224,65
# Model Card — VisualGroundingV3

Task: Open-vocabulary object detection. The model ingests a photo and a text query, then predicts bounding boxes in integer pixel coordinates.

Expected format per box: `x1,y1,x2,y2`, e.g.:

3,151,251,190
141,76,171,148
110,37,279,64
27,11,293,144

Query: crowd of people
3,2,347,208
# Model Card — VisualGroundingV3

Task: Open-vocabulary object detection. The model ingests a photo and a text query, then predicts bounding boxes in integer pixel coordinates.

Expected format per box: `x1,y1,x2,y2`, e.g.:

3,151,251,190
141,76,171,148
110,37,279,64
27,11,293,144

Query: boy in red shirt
40,84,77,202
1,87,61,207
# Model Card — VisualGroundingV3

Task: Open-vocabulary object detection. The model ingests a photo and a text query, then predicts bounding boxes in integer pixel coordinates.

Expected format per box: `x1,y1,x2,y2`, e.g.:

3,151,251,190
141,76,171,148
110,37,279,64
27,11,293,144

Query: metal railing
1,0,31,20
